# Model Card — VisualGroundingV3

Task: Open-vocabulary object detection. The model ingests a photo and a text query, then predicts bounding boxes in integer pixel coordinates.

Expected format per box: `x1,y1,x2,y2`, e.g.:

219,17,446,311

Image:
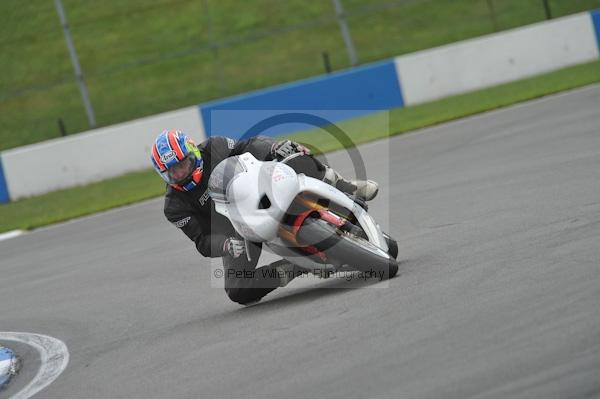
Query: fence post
331,0,358,66
542,0,552,19
54,0,96,128
486,0,499,32
322,51,332,73
57,118,67,137
202,0,225,95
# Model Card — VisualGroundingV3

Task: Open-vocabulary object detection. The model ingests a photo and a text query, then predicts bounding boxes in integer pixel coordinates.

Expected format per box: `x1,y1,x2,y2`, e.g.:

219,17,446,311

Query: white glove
224,237,245,258
271,140,311,160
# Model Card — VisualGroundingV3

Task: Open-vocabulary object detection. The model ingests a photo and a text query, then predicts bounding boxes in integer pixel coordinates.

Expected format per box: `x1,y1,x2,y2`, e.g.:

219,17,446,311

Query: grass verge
1,59,599,233
0,170,165,233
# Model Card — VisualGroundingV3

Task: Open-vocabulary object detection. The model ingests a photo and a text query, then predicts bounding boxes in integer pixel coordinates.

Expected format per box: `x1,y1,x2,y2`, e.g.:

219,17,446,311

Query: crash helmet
151,129,203,191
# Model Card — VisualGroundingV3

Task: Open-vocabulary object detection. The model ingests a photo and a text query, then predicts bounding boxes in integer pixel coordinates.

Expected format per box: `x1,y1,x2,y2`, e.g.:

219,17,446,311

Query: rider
151,129,378,305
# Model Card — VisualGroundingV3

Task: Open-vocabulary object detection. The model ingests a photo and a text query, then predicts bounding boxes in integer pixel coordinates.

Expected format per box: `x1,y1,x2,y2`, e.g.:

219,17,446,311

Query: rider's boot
323,167,379,201
271,260,305,287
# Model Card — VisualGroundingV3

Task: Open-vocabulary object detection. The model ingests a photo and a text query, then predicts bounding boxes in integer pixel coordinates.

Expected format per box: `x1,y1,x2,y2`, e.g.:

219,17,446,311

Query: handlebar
279,152,305,165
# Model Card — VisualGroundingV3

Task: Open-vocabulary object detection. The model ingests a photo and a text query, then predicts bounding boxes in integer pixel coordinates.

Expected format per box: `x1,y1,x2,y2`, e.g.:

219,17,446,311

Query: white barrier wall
395,13,600,105
2,106,205,200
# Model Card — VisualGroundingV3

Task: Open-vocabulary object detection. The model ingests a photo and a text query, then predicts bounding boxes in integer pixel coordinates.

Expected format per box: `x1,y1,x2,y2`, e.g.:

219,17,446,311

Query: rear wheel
297,217,399,280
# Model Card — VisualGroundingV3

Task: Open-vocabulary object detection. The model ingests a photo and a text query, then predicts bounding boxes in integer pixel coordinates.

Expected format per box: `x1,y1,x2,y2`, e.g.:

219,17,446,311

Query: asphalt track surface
1,85,600,398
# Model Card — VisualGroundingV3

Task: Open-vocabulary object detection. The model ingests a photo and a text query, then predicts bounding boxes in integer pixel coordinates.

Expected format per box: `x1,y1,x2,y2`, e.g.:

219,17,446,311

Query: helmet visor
167,153,197,184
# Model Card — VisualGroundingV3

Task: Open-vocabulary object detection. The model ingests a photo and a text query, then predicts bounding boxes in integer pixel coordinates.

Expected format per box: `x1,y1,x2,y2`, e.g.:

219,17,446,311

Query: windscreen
208,157,246,202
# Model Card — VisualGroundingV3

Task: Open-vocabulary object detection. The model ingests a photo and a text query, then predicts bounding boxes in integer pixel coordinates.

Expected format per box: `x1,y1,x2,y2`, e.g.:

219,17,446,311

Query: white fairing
209,153,388,267
212,153,299,242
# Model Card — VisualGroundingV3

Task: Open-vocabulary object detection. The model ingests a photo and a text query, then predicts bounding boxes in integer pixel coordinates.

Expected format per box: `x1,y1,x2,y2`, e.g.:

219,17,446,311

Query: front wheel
383,232,398,260
297,218,399,280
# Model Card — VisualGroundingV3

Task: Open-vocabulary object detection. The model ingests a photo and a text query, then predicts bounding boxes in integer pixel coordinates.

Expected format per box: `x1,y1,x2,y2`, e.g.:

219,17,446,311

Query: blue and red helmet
151,130,203,191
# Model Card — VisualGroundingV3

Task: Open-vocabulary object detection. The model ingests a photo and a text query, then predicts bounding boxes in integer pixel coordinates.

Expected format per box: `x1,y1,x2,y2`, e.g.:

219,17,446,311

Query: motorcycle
208,152,399,280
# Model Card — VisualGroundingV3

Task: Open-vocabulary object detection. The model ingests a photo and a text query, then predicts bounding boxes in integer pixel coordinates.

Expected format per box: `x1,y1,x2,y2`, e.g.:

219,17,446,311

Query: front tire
383,232,399,259
297,218,399,280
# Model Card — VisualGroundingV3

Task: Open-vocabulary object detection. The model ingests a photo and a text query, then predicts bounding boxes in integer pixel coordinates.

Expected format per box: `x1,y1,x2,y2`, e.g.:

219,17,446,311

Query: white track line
0,332,69,399
0,230,24,242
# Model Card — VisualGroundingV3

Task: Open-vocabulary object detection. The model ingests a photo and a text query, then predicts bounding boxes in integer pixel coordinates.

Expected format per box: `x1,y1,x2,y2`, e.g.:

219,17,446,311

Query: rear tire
297,218,399,280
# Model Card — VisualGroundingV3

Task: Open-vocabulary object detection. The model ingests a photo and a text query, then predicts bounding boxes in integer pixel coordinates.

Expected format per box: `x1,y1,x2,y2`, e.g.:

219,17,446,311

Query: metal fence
1,0,599,149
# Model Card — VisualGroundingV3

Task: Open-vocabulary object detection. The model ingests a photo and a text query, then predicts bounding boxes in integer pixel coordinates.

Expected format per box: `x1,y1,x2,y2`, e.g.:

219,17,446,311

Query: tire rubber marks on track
0,332,69,399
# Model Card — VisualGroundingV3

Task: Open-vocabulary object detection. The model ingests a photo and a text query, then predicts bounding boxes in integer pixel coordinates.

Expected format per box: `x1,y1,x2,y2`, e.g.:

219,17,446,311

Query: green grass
1,0,599,151
0,169,166,233
1,59,599,234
